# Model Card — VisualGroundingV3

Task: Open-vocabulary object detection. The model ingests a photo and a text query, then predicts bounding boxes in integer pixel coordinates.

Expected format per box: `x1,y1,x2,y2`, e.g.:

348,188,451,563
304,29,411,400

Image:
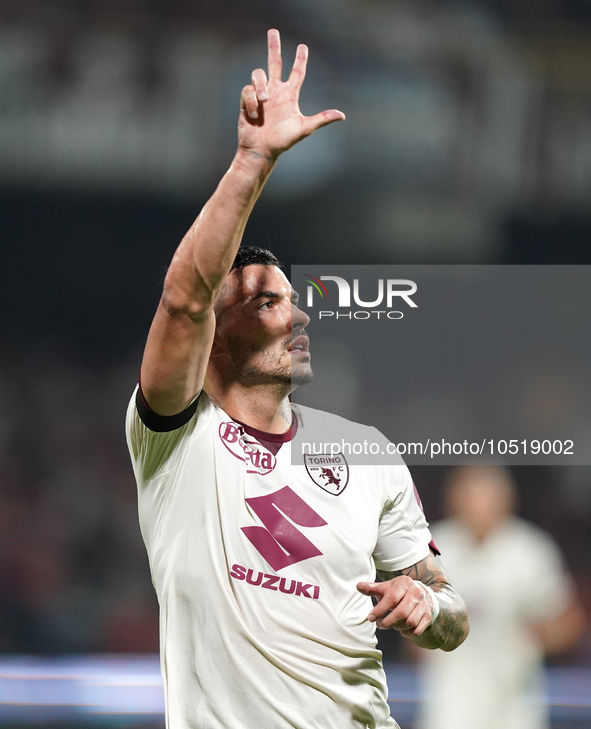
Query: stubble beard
227,335,314,387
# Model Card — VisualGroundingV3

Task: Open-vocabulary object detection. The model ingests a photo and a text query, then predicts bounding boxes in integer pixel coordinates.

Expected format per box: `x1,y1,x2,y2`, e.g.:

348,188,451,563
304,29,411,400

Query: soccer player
126,29,469,729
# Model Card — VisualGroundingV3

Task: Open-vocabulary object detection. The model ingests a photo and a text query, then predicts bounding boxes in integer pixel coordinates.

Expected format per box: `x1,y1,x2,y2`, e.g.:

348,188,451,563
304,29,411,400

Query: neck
206,381,293,433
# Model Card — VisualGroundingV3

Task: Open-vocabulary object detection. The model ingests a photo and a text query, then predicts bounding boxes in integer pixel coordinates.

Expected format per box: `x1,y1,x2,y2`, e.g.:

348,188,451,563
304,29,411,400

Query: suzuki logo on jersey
241,486,327,571
304,454,349,495
230,564,321,601
219,422,276,475
303,274,417,321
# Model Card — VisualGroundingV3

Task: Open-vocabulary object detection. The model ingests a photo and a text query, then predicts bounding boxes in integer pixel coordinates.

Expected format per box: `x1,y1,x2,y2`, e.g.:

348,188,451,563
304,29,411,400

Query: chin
290,366,314,387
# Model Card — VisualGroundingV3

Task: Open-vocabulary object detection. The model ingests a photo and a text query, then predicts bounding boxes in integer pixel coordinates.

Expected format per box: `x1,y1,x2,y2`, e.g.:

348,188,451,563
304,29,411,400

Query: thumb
302,108,346,136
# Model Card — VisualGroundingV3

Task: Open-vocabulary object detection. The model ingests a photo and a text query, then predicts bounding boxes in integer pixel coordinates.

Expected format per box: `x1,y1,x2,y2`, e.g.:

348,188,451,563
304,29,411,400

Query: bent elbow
441,619,470,652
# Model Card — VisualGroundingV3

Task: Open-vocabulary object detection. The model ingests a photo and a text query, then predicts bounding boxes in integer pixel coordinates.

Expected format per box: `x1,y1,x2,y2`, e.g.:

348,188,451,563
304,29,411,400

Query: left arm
357,551,469,651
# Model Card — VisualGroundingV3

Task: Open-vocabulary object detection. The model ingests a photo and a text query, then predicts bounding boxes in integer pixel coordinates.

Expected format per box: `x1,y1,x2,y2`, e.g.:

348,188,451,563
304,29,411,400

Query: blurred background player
415,465,585,729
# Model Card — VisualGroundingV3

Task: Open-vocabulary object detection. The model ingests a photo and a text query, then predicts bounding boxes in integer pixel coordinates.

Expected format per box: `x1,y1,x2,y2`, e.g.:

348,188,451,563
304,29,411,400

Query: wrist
415,581,441,626
233,145,278,174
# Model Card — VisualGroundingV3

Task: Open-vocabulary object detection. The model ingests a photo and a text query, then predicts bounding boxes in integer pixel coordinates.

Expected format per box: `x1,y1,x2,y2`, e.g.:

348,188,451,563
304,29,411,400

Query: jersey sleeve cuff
136,386,201,433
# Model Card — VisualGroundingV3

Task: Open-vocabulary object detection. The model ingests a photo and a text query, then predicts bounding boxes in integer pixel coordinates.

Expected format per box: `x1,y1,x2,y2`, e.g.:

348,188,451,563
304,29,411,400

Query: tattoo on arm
388,557,439,586
248,149,277,166
380,552,469,651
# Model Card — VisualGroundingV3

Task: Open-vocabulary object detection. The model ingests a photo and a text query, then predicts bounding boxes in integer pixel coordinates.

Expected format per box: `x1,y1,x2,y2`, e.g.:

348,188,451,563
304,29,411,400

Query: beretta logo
219,422,276,475
302,274,417,321
304,453,349,496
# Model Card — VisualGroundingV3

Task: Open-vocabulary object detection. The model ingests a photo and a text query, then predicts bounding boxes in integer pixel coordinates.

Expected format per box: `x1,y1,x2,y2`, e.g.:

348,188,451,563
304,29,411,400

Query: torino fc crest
304,453,349,496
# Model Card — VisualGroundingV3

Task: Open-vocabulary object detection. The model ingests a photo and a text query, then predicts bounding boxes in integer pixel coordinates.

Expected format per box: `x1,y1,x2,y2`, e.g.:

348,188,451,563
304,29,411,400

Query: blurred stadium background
1,0,591,727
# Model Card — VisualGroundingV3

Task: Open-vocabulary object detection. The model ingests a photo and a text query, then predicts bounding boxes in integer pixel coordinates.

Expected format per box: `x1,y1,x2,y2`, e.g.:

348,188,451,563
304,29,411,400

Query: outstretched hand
238,29,345,162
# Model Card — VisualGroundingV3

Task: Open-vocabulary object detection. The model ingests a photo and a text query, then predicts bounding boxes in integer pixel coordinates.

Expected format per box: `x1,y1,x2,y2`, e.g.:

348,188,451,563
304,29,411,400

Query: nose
291,302,310,330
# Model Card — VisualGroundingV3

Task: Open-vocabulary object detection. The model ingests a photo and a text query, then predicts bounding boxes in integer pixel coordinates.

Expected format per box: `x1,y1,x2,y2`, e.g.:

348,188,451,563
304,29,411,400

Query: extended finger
267,28,282,82
287,44,309,89
240,85,259,119
366,589,404,623
357,581,386,597
251,68,268,102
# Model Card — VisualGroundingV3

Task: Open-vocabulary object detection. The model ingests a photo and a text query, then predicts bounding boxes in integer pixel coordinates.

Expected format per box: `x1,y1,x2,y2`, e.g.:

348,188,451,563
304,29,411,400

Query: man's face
213,264,312,388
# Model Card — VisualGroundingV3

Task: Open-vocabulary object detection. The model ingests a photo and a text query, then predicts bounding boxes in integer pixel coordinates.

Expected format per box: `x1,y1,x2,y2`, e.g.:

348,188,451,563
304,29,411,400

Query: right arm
140,29,345,416
357,552,469,652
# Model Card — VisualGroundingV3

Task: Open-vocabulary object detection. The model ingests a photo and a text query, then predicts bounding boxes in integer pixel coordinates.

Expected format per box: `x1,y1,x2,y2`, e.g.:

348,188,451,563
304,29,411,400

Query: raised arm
140,29,345,415
357,552,469,651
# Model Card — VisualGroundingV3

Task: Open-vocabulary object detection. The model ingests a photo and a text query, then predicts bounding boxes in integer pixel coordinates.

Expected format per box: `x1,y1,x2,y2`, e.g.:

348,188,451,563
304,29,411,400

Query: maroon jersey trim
233,415,297,456
413,481,440,555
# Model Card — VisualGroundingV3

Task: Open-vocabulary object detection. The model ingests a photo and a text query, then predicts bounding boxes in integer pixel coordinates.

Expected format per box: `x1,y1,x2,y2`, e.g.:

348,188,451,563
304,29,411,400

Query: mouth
288,335,310,354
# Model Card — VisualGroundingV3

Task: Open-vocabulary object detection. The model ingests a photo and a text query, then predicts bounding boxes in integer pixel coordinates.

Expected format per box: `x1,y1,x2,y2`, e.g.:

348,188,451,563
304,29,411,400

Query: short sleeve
125,386,208,483
372,465,433,573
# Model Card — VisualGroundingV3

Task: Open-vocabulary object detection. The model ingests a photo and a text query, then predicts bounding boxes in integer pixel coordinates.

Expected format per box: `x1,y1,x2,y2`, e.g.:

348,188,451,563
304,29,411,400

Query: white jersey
126,388,433,729
416,517,574,729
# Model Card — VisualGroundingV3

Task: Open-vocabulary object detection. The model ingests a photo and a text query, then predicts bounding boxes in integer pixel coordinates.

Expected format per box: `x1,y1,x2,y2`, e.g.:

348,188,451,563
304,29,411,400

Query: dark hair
231,246,282,273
